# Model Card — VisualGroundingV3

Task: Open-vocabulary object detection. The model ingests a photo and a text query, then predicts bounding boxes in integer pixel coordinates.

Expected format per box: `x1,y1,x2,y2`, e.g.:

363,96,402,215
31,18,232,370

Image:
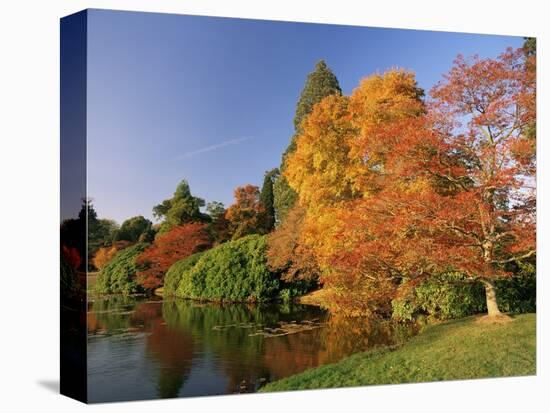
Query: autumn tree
225,184,265,240
60,217,85,270
61,198,114,271
92,238,134,270
267,205,319,282
62,245,81,271
92,245,118,270
274,60,342,223
61,246,82,299
136,222,212,290
424,48,536,317
285,94,359,209
280,70,428,316
153,180,208,234
285,52,535,318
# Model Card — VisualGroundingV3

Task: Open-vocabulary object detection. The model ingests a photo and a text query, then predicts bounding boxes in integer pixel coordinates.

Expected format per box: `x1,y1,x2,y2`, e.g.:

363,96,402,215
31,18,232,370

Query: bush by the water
163,252,205,296
94,243,148,294
392,265,536,321
168,235,281,302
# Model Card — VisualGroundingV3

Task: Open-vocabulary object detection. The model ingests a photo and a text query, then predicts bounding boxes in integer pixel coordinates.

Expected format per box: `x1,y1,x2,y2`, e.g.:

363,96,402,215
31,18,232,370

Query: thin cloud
175,137,251,159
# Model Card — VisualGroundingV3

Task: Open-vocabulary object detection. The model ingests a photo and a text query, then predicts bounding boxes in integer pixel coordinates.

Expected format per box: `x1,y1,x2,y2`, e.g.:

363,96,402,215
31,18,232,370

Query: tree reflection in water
87,296,417,400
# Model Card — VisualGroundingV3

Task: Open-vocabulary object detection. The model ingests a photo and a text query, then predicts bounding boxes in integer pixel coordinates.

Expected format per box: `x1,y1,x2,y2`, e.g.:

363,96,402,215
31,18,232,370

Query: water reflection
87,296,416,402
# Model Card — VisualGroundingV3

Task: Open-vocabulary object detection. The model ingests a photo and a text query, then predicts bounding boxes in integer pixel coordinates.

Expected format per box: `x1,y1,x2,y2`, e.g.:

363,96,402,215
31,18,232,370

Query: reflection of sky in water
88,334,157,402
88,334,228,401
181,356,229,397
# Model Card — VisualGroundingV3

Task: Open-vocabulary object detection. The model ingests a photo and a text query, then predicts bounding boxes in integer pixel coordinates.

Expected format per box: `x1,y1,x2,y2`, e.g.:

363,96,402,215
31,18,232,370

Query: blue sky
85,9,523,224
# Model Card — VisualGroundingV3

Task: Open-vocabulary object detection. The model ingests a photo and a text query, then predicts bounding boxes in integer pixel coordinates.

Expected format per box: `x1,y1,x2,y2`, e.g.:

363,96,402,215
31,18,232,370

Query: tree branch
492,249,536,264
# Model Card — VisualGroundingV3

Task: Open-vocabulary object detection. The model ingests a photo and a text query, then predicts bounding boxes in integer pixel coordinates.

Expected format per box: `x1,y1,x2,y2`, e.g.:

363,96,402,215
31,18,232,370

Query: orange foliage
136,222,212,290
92,246,118,270
283,52,535,316
266,205,319,282
92,240,133,270
225,184,265,239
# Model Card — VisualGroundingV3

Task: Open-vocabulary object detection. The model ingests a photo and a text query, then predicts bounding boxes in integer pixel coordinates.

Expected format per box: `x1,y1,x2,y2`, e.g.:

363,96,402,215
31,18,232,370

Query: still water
87,296,416,402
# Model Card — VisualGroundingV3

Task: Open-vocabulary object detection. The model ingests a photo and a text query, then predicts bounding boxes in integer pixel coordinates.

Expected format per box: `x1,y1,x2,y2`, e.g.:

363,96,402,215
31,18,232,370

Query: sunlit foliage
274,60,342,223
267,205,319,283
225,184,266,240
136,222,212,290
94,243,149,295
283,50,535,316
153,180,208,234
92,245,118,270
175,235,280,302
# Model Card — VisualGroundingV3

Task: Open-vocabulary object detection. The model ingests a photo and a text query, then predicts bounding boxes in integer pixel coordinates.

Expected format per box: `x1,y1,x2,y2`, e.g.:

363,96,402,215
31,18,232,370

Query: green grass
261,313,536,392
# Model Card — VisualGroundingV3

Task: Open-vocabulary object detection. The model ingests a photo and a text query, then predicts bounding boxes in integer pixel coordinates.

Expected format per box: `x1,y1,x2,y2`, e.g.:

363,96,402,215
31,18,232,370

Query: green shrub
278,278,314,302
392,266,536,321
94,243,148,294
392,273,485,321
175,235,280,302
495,260,536,313
163,252,205,296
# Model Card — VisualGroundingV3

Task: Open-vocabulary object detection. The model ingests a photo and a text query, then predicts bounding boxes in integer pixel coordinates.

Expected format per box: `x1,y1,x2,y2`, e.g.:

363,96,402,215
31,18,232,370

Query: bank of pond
94,235,312,303
86,234,535,400
92,234,536,320
261,313,536,392
87,294,535,402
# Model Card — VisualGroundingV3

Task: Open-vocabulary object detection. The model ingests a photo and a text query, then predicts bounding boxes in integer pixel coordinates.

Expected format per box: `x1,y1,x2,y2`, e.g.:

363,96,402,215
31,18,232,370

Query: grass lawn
260,313,536,392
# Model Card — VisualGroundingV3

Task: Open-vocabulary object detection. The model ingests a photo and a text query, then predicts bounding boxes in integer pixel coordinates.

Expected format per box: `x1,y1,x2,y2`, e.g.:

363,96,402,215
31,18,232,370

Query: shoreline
260,313,536,392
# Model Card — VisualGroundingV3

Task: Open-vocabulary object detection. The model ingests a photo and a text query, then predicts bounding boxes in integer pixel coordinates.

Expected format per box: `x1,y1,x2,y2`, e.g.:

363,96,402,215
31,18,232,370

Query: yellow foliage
285,69,424,214
349,69,424,131
92,245,118,270
284,94,359,210
283,69,426,316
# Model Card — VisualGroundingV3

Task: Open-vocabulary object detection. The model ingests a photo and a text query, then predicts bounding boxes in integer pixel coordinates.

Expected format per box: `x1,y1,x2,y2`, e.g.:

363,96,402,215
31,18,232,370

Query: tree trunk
482,279,502,316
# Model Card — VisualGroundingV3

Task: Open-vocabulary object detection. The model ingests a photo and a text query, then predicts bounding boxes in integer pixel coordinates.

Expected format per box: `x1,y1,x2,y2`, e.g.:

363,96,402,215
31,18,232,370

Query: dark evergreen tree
62,198,103,271
260,168,279,232
274,60,342,223
81,198,99,268
293,60,342,131
206,201,231,244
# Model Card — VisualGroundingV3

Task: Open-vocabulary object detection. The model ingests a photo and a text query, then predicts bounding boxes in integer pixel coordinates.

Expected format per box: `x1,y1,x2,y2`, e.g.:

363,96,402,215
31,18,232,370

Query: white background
0,0,548,411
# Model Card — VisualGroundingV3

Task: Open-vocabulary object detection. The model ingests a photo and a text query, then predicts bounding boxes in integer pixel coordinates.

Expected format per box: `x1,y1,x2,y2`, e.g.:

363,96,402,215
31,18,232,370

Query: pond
87,296,417,403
